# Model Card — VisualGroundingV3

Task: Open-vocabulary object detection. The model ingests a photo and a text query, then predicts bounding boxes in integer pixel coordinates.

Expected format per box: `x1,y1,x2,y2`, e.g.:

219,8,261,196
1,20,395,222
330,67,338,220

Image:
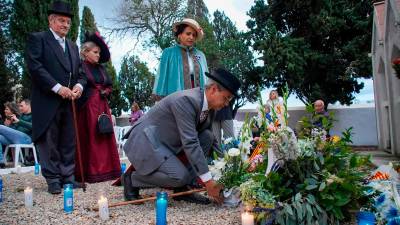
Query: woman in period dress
75,32,121,183
152,18,208,99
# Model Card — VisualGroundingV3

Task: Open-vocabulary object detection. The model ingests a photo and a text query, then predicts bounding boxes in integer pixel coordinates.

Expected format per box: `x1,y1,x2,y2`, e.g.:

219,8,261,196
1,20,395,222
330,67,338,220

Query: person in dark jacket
25,1,86,194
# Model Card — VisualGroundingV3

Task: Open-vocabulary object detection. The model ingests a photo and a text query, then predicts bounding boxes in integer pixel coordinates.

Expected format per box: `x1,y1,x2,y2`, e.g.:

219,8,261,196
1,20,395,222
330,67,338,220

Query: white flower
228,148,240,157
214,161,226,170
239,140,252,151
223,137,233,145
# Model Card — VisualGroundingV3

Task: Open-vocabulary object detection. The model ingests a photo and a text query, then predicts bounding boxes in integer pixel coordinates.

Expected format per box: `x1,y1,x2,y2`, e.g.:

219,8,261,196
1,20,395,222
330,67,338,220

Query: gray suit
123,88,218,188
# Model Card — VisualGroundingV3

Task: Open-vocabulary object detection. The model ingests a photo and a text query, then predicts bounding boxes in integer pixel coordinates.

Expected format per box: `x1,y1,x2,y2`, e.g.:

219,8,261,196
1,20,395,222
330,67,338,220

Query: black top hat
84,32,111,63
48,1,73,18
205,68,241,97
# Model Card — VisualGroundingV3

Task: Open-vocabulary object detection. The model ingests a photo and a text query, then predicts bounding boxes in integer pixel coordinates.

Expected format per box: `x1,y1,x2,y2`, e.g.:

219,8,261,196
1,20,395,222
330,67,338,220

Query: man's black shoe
173,187,210,205
0,162,5,169
48,183,62,195
121,172,140,201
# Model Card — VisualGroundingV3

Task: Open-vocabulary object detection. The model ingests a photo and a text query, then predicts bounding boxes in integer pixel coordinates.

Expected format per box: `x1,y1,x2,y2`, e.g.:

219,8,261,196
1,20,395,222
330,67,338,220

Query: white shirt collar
202,91,208,112
49,28,65,42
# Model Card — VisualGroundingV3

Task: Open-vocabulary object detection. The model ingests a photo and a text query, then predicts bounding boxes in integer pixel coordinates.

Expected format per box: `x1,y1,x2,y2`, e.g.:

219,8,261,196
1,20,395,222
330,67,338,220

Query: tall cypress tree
119,56,155,110
80,5,124,116
105,62,125,116
0,0,17,113
79,6,97,44
10,0,79,99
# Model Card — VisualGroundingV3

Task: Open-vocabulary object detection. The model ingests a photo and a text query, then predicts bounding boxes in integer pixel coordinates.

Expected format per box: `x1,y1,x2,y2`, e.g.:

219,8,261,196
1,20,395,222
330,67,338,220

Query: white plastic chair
116,126,131,160
4,143,38,168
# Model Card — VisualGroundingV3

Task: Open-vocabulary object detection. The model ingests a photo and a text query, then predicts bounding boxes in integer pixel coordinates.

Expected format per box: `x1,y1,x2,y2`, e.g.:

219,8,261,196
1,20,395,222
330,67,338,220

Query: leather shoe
0,162,5,169
48,183,62,195
173,187,210,205
121,172,140,201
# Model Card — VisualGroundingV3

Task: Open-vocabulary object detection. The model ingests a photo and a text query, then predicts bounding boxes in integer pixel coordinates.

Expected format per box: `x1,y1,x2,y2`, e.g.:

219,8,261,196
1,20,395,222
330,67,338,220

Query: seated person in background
313,99,331,137
129,102,143,125
313,99,329,128
0,101,33,166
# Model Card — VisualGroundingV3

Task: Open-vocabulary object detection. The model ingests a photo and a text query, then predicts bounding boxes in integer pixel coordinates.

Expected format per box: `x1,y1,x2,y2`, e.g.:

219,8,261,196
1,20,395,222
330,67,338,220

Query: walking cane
92,188,206,211
71,99,86,192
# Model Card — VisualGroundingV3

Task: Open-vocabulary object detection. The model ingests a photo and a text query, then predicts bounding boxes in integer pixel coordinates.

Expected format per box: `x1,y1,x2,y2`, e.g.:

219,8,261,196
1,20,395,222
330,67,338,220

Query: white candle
16,165,22,174
24,187,33,208
98,196,109,220
241,212,254,225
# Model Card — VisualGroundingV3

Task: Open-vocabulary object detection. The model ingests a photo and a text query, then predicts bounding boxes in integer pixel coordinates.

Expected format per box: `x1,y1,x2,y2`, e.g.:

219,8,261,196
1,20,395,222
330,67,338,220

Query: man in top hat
123,68,241,204
25,0,86,194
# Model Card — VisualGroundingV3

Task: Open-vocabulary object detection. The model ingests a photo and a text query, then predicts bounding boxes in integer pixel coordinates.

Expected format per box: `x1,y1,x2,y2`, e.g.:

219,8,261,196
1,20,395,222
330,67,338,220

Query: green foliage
240,178,275,208
247,0,373,105
276,193,328,225
79,6,98,44
211,10,258,110
119,55,155,110
105,61,125,116
0,0,17,111
261,130,372,224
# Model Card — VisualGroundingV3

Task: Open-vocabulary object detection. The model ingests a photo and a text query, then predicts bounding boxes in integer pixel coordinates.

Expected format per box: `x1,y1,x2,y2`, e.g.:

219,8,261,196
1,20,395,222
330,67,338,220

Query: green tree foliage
212,10,259,110
79,6,98,44
10,0,79,99
247,0,373,105
105,61,125,116
119,55,155,110
0,0,17,113
112,0,185,50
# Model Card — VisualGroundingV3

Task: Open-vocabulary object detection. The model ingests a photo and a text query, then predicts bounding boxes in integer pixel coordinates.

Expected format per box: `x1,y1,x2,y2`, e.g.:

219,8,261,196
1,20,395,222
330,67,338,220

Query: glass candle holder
155,191,168,225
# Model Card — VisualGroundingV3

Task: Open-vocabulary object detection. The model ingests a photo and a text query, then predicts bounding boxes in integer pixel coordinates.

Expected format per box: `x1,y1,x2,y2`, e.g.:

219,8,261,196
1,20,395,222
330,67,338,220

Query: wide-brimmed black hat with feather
84,31,110,63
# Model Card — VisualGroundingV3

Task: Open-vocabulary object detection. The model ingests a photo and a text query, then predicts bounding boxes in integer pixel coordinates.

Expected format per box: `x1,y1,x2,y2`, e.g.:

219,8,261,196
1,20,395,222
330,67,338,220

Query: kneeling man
123,68,240,204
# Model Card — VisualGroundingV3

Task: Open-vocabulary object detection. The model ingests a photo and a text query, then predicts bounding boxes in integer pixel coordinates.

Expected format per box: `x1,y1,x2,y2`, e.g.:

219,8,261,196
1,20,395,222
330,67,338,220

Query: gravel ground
0,171,241,225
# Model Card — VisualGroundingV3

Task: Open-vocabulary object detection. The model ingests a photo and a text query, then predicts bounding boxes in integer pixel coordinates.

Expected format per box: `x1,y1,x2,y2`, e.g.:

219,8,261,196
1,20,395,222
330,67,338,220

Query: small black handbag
97,112,114,134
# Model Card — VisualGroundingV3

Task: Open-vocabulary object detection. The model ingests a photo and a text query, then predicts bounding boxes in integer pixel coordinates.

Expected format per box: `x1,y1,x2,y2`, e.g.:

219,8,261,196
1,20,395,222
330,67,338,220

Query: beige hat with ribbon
172,18,204,41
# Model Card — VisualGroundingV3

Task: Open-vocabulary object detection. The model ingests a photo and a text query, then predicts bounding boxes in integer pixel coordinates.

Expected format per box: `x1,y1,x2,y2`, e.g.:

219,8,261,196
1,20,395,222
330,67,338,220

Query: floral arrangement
393,58,400,79
209,121,252,190
236,85,373,224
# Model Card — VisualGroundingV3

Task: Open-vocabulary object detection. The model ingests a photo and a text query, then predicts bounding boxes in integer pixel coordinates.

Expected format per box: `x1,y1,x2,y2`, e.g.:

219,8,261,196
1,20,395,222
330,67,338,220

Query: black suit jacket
25,30,87,141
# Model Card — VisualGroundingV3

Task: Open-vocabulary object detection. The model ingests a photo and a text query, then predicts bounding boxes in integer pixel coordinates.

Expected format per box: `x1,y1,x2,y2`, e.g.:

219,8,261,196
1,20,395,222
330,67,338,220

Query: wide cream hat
172,18,204,41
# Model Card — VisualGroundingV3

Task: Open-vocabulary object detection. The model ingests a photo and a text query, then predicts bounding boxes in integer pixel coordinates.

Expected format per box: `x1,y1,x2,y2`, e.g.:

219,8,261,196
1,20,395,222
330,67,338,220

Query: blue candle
63,184,74,214
155,191,168,225
121,163,126,174
357,211,376,225
34,163,40,175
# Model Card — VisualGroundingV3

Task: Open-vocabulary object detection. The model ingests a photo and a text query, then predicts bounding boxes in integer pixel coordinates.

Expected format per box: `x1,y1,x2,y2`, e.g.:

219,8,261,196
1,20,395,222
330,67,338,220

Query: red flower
392,57,400,65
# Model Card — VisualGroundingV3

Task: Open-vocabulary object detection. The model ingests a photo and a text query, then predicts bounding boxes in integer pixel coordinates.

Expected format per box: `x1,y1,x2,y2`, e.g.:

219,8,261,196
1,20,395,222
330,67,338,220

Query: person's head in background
269,90,279,101
314,99,325,113
19,99,31,114
131,102,140,112
173,18,204,47
4,102,20,117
